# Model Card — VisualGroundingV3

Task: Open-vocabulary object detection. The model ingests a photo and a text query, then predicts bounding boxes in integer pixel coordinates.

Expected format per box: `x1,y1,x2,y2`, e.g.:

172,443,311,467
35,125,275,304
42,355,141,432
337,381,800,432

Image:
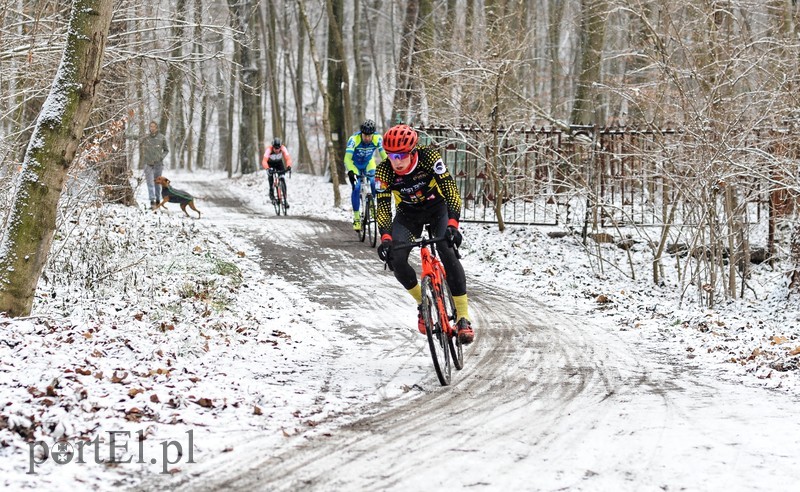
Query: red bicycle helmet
382,124,418,153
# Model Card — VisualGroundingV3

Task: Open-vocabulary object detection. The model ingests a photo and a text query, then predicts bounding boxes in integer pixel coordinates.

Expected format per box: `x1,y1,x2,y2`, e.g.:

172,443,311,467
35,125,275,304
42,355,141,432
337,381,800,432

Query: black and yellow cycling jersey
374,146,462,236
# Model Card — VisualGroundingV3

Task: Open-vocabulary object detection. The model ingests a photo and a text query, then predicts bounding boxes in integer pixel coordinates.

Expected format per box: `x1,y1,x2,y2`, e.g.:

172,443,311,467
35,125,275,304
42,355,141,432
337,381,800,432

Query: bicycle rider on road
375,124,475,344
344,119,387,231
261,137,293,207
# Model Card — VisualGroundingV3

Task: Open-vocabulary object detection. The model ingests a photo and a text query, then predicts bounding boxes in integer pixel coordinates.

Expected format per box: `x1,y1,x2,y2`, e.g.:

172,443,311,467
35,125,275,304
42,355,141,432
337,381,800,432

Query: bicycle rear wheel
279,178,288,215
421,276,451,386
438,275,463,370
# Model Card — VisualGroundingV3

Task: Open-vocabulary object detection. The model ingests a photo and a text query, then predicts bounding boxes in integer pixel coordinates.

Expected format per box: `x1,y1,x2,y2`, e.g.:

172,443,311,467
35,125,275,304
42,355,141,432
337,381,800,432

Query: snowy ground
1,168,799,490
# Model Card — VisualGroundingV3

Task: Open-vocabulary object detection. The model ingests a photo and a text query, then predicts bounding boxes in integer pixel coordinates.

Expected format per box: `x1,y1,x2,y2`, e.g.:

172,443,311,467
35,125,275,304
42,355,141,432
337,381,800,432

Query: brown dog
153,176,201,218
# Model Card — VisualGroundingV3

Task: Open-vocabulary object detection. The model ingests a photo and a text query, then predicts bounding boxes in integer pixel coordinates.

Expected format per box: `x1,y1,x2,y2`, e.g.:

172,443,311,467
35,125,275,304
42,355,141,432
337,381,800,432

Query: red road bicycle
269,169,290,215
395,231,464,386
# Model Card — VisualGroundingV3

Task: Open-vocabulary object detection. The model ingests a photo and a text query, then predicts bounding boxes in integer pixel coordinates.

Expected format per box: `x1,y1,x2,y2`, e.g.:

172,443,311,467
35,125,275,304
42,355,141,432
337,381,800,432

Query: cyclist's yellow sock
453,294,470,321
353,210,361,220
407,284,422,304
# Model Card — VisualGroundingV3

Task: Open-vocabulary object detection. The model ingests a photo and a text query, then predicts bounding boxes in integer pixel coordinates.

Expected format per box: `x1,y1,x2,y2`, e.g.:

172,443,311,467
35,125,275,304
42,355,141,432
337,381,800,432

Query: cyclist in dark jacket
375,124,474,344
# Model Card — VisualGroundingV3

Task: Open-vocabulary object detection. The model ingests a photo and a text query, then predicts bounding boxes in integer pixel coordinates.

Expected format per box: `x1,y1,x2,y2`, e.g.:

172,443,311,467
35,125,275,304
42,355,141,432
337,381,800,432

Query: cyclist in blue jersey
344,119,387,230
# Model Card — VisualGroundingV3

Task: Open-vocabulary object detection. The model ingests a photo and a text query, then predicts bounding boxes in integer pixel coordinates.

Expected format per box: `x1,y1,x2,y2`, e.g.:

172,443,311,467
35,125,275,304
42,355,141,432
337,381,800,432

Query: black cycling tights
389,202,466,297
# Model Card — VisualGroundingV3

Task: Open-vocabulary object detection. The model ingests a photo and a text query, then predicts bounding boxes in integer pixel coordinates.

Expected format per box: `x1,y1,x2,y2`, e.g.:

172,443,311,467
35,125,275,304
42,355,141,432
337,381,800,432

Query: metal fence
417,124,798,232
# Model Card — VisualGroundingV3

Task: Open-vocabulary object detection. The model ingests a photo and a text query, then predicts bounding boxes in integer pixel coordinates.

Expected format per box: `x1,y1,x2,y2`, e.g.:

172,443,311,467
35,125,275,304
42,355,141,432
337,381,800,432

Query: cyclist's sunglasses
388,152,411,160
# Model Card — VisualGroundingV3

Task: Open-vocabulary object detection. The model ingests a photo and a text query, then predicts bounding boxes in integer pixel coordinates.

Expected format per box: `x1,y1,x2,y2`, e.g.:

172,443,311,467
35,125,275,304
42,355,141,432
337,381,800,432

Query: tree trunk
297,0,341,206
227,57,237,176
548,0,566,118
98,125,136,205
570,0,607,125
407,0,432,121
392,0,418,124
364,0,388,128
194,0,207,170
98,18,135,205
211,28,232,174
352,0,366,123
265,0,283,141
326,0,350,182
229,0,259,174
159,0,187,166
0,0,113,317
287,5,314,172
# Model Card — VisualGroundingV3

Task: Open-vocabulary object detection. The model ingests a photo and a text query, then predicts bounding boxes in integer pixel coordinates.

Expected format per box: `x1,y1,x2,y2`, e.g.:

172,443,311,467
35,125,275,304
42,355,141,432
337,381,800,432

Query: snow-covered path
149,176,800,492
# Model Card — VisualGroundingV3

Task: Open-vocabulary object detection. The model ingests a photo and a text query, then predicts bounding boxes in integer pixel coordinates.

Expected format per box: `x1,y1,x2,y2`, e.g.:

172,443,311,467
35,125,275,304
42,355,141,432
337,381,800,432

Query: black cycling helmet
272,138,282,148
360,119,376,135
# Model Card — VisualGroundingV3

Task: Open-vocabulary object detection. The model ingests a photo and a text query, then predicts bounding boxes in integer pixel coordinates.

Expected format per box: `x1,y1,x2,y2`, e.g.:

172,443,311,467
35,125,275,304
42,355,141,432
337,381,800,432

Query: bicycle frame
356,174,375,205
419,245,455,337
274,170,287,189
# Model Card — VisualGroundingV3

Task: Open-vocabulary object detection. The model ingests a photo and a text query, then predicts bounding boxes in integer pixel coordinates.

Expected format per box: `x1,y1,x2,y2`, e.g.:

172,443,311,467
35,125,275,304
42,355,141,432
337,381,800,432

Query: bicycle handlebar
393,235,450,251
387,234,461,259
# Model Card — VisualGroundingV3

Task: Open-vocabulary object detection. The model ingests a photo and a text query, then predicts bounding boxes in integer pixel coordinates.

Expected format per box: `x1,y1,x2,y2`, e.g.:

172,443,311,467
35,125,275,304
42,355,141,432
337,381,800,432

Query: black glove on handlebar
377,239,393,268
347,170,356,186
446,225,463,248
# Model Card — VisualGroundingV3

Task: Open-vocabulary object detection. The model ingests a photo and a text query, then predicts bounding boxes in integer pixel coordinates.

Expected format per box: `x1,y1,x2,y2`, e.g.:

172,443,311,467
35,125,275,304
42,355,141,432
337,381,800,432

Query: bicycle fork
421,251,455,336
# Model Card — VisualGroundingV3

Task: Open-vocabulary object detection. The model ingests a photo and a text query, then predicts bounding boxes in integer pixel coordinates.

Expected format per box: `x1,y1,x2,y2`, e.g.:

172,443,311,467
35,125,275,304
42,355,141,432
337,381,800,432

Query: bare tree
392,1,418,124
297,0,341,205
0,0,113,317
326,0,350,181
229,0,261,174
570,0,608,126
264,0,283,141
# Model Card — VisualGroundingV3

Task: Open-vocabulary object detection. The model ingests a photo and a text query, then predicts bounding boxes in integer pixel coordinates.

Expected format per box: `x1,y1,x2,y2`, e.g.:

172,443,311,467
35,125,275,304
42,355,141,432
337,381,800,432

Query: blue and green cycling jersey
344,133,387,174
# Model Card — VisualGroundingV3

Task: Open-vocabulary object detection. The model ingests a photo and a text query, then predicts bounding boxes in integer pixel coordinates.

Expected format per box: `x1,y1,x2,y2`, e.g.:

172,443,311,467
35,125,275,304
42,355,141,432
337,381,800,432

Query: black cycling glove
446,224,462,248
377,237,393,265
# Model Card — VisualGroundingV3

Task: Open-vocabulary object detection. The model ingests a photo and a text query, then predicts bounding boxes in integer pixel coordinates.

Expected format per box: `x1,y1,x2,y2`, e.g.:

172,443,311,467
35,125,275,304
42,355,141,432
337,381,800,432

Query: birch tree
0,0,113,317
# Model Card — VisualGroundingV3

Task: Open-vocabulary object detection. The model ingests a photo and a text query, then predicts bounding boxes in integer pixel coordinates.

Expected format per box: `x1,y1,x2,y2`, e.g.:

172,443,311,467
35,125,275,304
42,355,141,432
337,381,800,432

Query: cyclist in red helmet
375,124,475,344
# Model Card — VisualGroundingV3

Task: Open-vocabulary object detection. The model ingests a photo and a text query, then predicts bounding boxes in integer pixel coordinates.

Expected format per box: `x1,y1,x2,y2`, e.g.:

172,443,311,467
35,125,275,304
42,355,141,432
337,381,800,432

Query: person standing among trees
344,119,387,230
138,121,169,210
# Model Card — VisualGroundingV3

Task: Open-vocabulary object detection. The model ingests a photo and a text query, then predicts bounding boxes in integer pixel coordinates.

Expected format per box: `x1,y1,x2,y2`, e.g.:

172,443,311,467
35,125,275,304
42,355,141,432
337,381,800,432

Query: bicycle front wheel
366,196,377,247
272,179,281,215
421,276,451,386
358,190,367,242
438,275,463,370
279,178,288,215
